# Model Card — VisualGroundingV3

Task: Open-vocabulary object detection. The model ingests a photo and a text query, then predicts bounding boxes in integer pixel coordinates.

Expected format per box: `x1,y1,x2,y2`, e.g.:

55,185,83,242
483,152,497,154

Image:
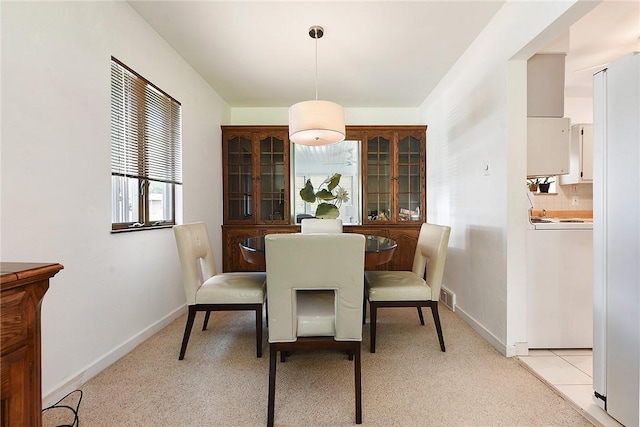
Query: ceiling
128,1,639,108
127,0,505,108
564,0,639,97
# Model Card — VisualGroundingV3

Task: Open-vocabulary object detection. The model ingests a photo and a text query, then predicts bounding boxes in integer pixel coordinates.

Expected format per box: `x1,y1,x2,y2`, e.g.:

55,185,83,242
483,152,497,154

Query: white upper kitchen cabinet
560,124,593,185
527,54,565,118
527,117,570,177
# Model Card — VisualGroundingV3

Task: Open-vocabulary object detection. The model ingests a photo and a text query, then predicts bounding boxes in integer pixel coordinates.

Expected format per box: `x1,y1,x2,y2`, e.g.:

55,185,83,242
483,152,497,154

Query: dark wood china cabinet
362,128,425,224
222,125,427,273
222,126,289,225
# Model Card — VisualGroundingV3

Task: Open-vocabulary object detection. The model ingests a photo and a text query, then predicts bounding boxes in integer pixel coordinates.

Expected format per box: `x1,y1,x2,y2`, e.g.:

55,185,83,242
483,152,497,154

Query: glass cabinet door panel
367,178,378,193
258,134,287,222
226,135,253,220
410,166,421,191
367,194,390,221
366,135,392,222
398,194,410,211
229,177,240,193
259,173,271,193
397,135,423,222
398,165,409,192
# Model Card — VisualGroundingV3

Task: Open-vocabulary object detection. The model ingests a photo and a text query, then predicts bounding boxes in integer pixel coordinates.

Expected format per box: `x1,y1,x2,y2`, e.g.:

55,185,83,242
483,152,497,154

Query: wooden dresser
1,262,63,427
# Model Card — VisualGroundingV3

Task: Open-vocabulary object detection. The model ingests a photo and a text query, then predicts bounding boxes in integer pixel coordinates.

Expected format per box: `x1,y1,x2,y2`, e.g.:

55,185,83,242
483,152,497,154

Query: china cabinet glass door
364,129,425,224
397,134,424,222
223,127,289,224
258,133,288,223
225,132,254,222
365,132,393,222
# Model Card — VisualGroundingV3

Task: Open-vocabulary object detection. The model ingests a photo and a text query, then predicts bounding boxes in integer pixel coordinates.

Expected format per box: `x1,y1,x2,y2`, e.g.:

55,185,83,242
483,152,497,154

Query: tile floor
518,349,623,427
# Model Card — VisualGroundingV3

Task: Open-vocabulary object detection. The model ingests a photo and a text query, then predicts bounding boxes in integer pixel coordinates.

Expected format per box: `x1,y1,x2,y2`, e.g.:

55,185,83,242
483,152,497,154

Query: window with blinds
110,57,182,230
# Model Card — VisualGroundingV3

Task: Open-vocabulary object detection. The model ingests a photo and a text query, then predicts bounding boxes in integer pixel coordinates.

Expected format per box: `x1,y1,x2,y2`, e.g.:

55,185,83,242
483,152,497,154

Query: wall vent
440,286,456,312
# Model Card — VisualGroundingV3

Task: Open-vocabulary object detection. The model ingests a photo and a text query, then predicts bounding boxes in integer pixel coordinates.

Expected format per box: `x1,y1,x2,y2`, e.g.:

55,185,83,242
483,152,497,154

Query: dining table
239,234,397,269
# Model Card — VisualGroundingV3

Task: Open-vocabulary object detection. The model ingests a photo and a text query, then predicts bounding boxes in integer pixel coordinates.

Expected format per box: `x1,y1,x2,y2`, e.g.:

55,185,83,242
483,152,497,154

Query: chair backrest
411,223,452,301
265,233,365,342
300,218,343,234
173,222,217,305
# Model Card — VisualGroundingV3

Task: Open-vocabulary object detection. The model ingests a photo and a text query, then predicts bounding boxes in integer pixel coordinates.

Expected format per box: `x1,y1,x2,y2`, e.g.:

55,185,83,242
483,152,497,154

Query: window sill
533,192,558,196
111,224,174,234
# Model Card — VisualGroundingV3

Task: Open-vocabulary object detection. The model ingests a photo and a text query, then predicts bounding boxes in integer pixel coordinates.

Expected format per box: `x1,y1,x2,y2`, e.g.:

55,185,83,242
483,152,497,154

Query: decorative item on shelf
399,207,420,221
527,178,539,192
288,25,345,146
538,176,554,193
299,173,349,219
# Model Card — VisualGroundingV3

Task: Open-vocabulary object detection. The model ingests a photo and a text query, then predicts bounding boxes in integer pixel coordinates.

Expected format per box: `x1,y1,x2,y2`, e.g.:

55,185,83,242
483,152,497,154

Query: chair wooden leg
369,303,377,353
430,303,446,352
417,307,425,325
256,305,263,358
362,294,367,324
179,306,197,360
267,344,277,427
202,310,211,331
267,339,362,425
354,342,362,424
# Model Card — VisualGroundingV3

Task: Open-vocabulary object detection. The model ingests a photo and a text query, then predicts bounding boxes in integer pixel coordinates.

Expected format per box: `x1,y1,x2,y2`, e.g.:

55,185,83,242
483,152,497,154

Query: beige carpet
47,304,592,426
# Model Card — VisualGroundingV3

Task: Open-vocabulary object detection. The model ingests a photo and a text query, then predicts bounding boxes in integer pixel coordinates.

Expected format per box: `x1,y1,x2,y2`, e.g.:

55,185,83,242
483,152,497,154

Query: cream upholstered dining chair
173,222,266,359
365,223,451,353
265,233,365,427
300,218,343,233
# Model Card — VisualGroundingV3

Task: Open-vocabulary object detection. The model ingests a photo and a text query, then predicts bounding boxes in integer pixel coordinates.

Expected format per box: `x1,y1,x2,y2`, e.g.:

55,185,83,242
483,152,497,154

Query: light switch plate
572,196,579,206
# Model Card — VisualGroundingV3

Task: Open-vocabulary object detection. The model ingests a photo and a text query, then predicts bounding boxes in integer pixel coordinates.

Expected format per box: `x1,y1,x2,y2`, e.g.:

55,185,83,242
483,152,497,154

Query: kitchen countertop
529,217,593,229
530,209,592,219
529,209,593,229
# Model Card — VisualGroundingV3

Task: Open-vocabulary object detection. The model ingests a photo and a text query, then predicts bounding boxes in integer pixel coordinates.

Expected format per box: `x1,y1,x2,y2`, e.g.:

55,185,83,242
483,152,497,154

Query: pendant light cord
314,28,318,101
309,25,324,101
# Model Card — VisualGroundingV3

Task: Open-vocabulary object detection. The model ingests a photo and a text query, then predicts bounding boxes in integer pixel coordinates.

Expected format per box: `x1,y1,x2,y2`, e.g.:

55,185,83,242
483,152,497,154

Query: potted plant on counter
538,177,554,193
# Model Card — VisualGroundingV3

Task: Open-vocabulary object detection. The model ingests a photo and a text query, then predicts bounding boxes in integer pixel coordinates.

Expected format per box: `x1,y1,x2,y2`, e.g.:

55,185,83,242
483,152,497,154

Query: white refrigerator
593,52,639,427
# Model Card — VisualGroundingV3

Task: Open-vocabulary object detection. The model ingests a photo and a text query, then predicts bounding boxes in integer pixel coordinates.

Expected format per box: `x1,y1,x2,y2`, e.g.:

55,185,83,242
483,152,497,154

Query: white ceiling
564,0,640,97
127,0,505,107
128,0,639,107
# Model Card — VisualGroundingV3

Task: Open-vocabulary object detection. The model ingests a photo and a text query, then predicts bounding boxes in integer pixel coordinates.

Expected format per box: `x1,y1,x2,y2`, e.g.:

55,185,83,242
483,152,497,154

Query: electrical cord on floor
42,389,82,427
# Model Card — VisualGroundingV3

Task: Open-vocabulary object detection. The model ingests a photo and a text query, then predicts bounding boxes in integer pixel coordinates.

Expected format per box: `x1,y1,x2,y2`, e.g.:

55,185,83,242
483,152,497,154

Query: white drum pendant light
289,26,345,146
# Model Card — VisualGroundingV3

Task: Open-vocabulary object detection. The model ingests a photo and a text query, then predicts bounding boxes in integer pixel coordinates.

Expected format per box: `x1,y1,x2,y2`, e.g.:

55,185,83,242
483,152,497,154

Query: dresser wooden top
1,262,64,288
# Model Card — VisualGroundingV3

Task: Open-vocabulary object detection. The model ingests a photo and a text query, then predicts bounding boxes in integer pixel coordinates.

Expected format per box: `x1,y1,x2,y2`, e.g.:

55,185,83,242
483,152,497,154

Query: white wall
1,1,229,403
418,0,596,355
566,95,594,124
231,107,421,125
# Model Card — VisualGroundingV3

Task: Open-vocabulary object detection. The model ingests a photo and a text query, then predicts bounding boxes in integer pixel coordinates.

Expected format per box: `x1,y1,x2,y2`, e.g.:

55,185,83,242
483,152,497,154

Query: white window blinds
110,58,182,184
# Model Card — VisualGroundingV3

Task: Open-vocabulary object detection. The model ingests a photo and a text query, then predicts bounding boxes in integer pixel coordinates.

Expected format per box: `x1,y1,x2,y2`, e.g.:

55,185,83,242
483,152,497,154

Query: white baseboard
454,305,512,357
42,305,187,407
